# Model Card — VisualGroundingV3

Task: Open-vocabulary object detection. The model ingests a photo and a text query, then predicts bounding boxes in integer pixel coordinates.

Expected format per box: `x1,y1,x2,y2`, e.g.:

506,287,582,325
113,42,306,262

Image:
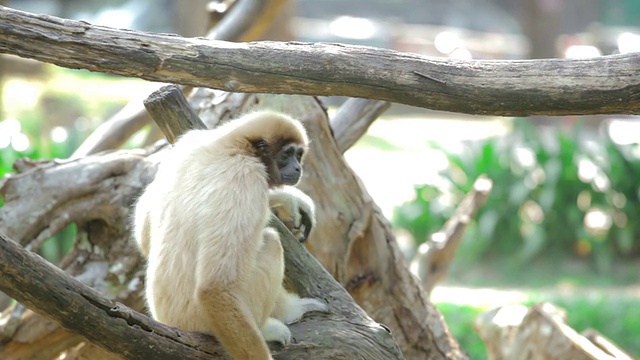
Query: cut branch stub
143,85,207,142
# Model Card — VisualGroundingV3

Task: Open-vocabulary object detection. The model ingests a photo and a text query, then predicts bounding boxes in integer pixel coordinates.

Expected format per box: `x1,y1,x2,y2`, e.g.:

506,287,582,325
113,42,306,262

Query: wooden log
143,85,207,141
1,6,640,116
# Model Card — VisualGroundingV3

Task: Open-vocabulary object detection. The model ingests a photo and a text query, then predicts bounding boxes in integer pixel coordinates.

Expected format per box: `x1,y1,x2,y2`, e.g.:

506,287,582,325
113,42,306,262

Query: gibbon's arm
269,186,316,242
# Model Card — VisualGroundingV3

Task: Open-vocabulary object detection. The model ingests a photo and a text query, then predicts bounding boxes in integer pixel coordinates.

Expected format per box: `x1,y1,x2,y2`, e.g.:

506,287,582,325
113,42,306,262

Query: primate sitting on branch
133,111,328,360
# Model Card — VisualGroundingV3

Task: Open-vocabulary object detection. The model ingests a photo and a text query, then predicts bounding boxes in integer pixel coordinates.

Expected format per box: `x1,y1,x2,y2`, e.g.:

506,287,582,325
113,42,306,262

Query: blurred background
1,0,640,358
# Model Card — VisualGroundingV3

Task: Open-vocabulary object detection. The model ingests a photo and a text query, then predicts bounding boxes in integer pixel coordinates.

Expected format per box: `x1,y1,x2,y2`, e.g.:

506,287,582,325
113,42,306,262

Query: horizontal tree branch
1,6,639,116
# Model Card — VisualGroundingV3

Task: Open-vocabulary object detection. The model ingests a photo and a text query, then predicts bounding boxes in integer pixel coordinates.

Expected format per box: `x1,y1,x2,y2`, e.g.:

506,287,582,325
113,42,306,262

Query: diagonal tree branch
207,0,289,42
411,175,493,293
1,6,639,116
0,221,402,360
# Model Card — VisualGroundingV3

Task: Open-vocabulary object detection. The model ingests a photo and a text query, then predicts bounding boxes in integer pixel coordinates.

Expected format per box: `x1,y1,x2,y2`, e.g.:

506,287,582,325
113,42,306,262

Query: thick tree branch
1,6,639,116
0,225,402,360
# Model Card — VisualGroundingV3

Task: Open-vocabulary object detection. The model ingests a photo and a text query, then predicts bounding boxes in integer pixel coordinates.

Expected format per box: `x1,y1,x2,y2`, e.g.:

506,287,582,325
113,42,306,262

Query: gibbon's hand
269,186,316,242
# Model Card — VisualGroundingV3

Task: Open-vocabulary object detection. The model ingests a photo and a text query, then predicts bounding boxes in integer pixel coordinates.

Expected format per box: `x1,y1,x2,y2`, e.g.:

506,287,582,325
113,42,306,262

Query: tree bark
143,85,207,142
1,6,640,116
330,98,391,153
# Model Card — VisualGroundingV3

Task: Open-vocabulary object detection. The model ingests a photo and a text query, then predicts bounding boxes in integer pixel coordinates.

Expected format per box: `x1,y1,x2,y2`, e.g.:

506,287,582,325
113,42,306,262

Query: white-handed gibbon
133,111,328,360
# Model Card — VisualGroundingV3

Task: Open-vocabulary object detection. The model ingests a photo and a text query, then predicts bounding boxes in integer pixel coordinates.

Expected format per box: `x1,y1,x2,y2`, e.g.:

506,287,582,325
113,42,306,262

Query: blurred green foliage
394,119,640,270
1,67,134,262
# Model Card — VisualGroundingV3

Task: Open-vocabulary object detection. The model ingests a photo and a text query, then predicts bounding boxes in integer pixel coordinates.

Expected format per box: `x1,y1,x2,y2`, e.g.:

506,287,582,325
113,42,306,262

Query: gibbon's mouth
281,174,301,186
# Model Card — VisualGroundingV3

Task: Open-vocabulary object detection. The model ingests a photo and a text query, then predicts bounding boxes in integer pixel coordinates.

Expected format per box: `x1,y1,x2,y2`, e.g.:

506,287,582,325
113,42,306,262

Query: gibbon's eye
277,145,296,165
296,149,304,161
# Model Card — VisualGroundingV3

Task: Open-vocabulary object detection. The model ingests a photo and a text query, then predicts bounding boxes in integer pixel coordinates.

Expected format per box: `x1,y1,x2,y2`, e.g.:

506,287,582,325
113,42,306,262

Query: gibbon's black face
253,139,306,187
275,143,305,185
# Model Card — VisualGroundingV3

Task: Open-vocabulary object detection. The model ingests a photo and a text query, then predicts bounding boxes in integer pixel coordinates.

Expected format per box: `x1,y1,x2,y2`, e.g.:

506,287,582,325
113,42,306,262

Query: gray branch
1,6,639,116
206,0,268,41
330,98,391,153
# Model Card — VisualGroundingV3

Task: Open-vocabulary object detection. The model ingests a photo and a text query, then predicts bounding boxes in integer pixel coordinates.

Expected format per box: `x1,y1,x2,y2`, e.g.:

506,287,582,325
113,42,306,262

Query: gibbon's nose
293,165,301,173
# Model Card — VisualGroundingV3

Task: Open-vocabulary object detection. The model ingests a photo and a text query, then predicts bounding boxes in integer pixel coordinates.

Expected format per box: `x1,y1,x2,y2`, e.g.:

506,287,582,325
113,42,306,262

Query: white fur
133,111,328,360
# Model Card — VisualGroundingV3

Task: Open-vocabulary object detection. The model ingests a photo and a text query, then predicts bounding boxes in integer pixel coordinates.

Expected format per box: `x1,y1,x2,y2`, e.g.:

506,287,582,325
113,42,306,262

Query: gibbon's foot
269,186,316,242
261,317,292,345
281,297,330,325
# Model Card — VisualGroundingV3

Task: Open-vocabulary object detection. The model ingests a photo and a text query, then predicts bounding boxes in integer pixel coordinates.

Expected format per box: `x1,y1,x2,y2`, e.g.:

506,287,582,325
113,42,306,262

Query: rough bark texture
2,6,640,116
187,91,469,359
143,85,207,143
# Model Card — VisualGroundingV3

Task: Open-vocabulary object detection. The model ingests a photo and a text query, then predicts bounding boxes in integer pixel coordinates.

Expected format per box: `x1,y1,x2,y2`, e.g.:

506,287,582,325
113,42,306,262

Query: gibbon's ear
252,138,282,187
